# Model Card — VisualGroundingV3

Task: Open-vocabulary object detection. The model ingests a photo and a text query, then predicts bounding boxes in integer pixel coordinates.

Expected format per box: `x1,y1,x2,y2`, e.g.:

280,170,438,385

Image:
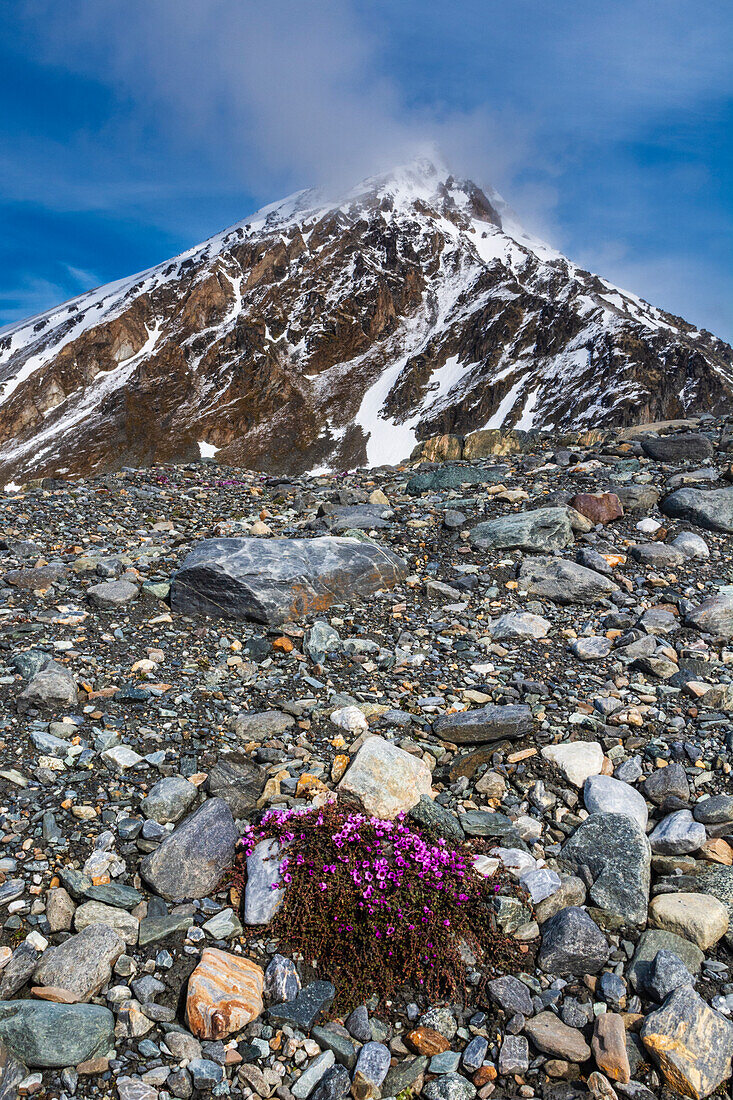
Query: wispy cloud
6,0,732,339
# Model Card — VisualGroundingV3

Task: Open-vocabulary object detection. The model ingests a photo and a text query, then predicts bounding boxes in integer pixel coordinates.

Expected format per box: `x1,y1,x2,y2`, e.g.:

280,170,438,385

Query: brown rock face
0,158,730,485
186,948,264,1040
568,493,624,526
406,1027,451,1056
592,1013,631,1083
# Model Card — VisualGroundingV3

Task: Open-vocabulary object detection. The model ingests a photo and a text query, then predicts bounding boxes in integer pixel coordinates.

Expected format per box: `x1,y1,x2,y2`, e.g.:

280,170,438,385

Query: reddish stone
568,493,624,526
406,1027,451,1055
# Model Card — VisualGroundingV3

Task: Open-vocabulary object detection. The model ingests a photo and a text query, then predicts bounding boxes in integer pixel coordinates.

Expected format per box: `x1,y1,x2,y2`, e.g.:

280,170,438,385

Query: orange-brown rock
592,1013,630,1084
568,493,624,526
406,1027,451,1055
186,948,264,1040
700,838,733,865
30,986,82,1003
331,754,350,782
473,1065,497,1086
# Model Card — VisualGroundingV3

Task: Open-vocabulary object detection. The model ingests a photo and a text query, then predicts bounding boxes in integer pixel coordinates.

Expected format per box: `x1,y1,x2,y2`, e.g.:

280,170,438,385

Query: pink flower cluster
240,803,476,939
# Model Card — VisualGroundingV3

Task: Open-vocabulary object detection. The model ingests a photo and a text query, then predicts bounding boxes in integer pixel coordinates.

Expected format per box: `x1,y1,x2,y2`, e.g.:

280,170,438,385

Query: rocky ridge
0,418,731,1099
0,159,730,486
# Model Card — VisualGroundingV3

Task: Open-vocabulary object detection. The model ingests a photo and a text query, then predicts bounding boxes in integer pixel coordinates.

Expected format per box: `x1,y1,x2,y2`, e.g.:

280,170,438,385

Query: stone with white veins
583,774,648,829
244,839,287,925
171,537,407,624
517,557,619,604
649,810,706,855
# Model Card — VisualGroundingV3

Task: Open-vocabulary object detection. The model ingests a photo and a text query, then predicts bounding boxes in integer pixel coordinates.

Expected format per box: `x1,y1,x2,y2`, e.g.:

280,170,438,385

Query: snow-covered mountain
0,158,731,483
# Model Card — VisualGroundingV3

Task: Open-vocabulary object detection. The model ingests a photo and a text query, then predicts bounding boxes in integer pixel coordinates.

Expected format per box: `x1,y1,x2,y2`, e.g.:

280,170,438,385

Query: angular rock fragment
517,557,619,604
338,736,432,818
434,704,533,745
140,798,238,901
641,985,733,1099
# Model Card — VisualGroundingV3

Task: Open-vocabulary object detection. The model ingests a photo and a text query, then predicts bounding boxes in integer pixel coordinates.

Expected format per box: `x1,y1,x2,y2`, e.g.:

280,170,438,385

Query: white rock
338,736,432,819
541,741,605,787
671,531,710,559
520,867,562,903
636,518,662,534
101,745,144,771
491,847,537,876
473,855,501,877
583,774,649,829
329,706,368,733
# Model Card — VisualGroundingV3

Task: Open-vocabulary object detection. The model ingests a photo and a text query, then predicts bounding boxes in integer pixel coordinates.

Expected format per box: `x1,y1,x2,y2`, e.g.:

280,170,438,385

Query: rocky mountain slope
0,158,731,484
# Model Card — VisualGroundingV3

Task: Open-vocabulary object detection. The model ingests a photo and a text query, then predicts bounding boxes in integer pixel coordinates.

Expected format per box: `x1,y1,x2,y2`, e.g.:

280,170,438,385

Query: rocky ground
0,418,732,1100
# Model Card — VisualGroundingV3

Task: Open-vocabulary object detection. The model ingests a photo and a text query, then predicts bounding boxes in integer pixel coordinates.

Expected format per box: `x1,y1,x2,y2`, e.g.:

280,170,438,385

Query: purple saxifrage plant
235,801,525,1010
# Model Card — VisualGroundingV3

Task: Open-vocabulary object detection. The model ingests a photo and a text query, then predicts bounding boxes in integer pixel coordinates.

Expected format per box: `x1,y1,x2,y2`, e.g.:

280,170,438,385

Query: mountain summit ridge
0,158,730,483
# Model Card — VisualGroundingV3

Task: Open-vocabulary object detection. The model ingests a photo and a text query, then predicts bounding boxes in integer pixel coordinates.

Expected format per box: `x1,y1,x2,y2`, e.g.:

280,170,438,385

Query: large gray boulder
407,465,506,494
517,557,619,604
469,508,573,553
434,704,533,744
0,1002,114,1068
561,813,651,926
641,433,713,463
171,537,407,624
141,798,238,901
661,486,733,533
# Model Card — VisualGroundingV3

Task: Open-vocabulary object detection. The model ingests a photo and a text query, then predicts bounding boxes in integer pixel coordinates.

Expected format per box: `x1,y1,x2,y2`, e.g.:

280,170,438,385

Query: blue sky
2,0,731,341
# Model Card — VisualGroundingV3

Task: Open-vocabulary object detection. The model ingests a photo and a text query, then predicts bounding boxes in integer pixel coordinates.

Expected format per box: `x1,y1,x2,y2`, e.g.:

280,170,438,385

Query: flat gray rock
33,922,125,1000
641,433,713,463
517,557,619,604
489,611,550,640
661,486,733,533
141,797,238,901
0,1002,114,1068
434,704,533,744
407,466,506,493
469,507,573,552
171,536,407,624
87,579,139,608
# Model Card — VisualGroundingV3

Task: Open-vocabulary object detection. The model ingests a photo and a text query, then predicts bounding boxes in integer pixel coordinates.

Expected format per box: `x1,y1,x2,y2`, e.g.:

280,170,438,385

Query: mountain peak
0,165,730,484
